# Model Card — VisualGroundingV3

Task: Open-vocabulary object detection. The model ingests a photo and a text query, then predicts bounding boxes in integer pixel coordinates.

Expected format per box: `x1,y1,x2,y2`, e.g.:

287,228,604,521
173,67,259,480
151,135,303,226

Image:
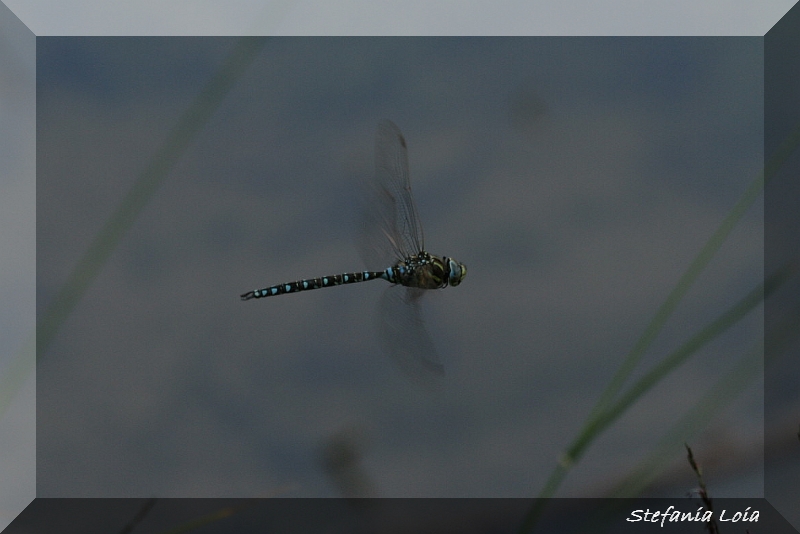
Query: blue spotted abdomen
241,270,385,300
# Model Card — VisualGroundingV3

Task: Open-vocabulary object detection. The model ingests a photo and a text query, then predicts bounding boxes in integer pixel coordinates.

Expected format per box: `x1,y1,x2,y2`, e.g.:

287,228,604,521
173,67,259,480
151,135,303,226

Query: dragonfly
241,119,466,376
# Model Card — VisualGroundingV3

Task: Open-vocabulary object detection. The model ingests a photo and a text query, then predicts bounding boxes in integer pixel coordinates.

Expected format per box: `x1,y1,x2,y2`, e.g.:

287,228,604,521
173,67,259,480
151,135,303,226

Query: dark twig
685,444,718,534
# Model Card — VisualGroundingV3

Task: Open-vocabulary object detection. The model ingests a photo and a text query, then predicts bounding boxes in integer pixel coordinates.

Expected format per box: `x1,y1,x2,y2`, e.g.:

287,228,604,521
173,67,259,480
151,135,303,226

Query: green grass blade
606,339,763,499
1,39,264,422
582,298,800,527
572,265,794,460
518,265,795,534
590,176,762,420
589,118,800,421
518,118,800,534
36,38,266,360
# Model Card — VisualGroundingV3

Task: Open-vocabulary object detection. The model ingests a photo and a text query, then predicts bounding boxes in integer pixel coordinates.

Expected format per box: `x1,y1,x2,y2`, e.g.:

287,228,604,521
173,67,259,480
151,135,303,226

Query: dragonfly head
446,258,467,287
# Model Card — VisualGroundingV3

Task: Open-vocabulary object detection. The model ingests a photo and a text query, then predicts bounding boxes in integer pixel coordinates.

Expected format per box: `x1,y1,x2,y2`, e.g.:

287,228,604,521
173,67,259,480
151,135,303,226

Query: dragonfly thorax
384,252,467,290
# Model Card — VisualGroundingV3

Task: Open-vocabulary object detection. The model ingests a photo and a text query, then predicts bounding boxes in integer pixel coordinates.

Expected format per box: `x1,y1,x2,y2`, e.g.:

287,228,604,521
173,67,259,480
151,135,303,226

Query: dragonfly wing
377,286,444,381
373,119,425,258
357,167,402,270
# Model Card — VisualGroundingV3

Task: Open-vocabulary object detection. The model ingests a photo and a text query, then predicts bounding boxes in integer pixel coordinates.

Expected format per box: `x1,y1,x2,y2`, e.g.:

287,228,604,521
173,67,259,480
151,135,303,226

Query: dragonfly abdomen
241,270,387,300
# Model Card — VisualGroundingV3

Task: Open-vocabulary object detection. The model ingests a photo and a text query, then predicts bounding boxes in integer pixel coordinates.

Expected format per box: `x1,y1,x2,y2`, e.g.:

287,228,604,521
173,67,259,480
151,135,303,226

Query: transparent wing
359,121,442,381
377,286,444,382
358,119,425,270
357,171,399,270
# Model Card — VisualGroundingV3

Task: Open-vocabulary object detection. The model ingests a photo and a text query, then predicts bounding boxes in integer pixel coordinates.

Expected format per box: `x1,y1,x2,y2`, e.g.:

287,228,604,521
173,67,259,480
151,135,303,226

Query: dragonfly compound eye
447,259,467,287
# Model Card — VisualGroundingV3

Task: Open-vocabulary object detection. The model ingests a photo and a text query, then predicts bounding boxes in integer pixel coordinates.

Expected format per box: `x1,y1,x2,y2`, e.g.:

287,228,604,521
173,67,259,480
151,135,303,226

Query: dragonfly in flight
242,120,466,376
